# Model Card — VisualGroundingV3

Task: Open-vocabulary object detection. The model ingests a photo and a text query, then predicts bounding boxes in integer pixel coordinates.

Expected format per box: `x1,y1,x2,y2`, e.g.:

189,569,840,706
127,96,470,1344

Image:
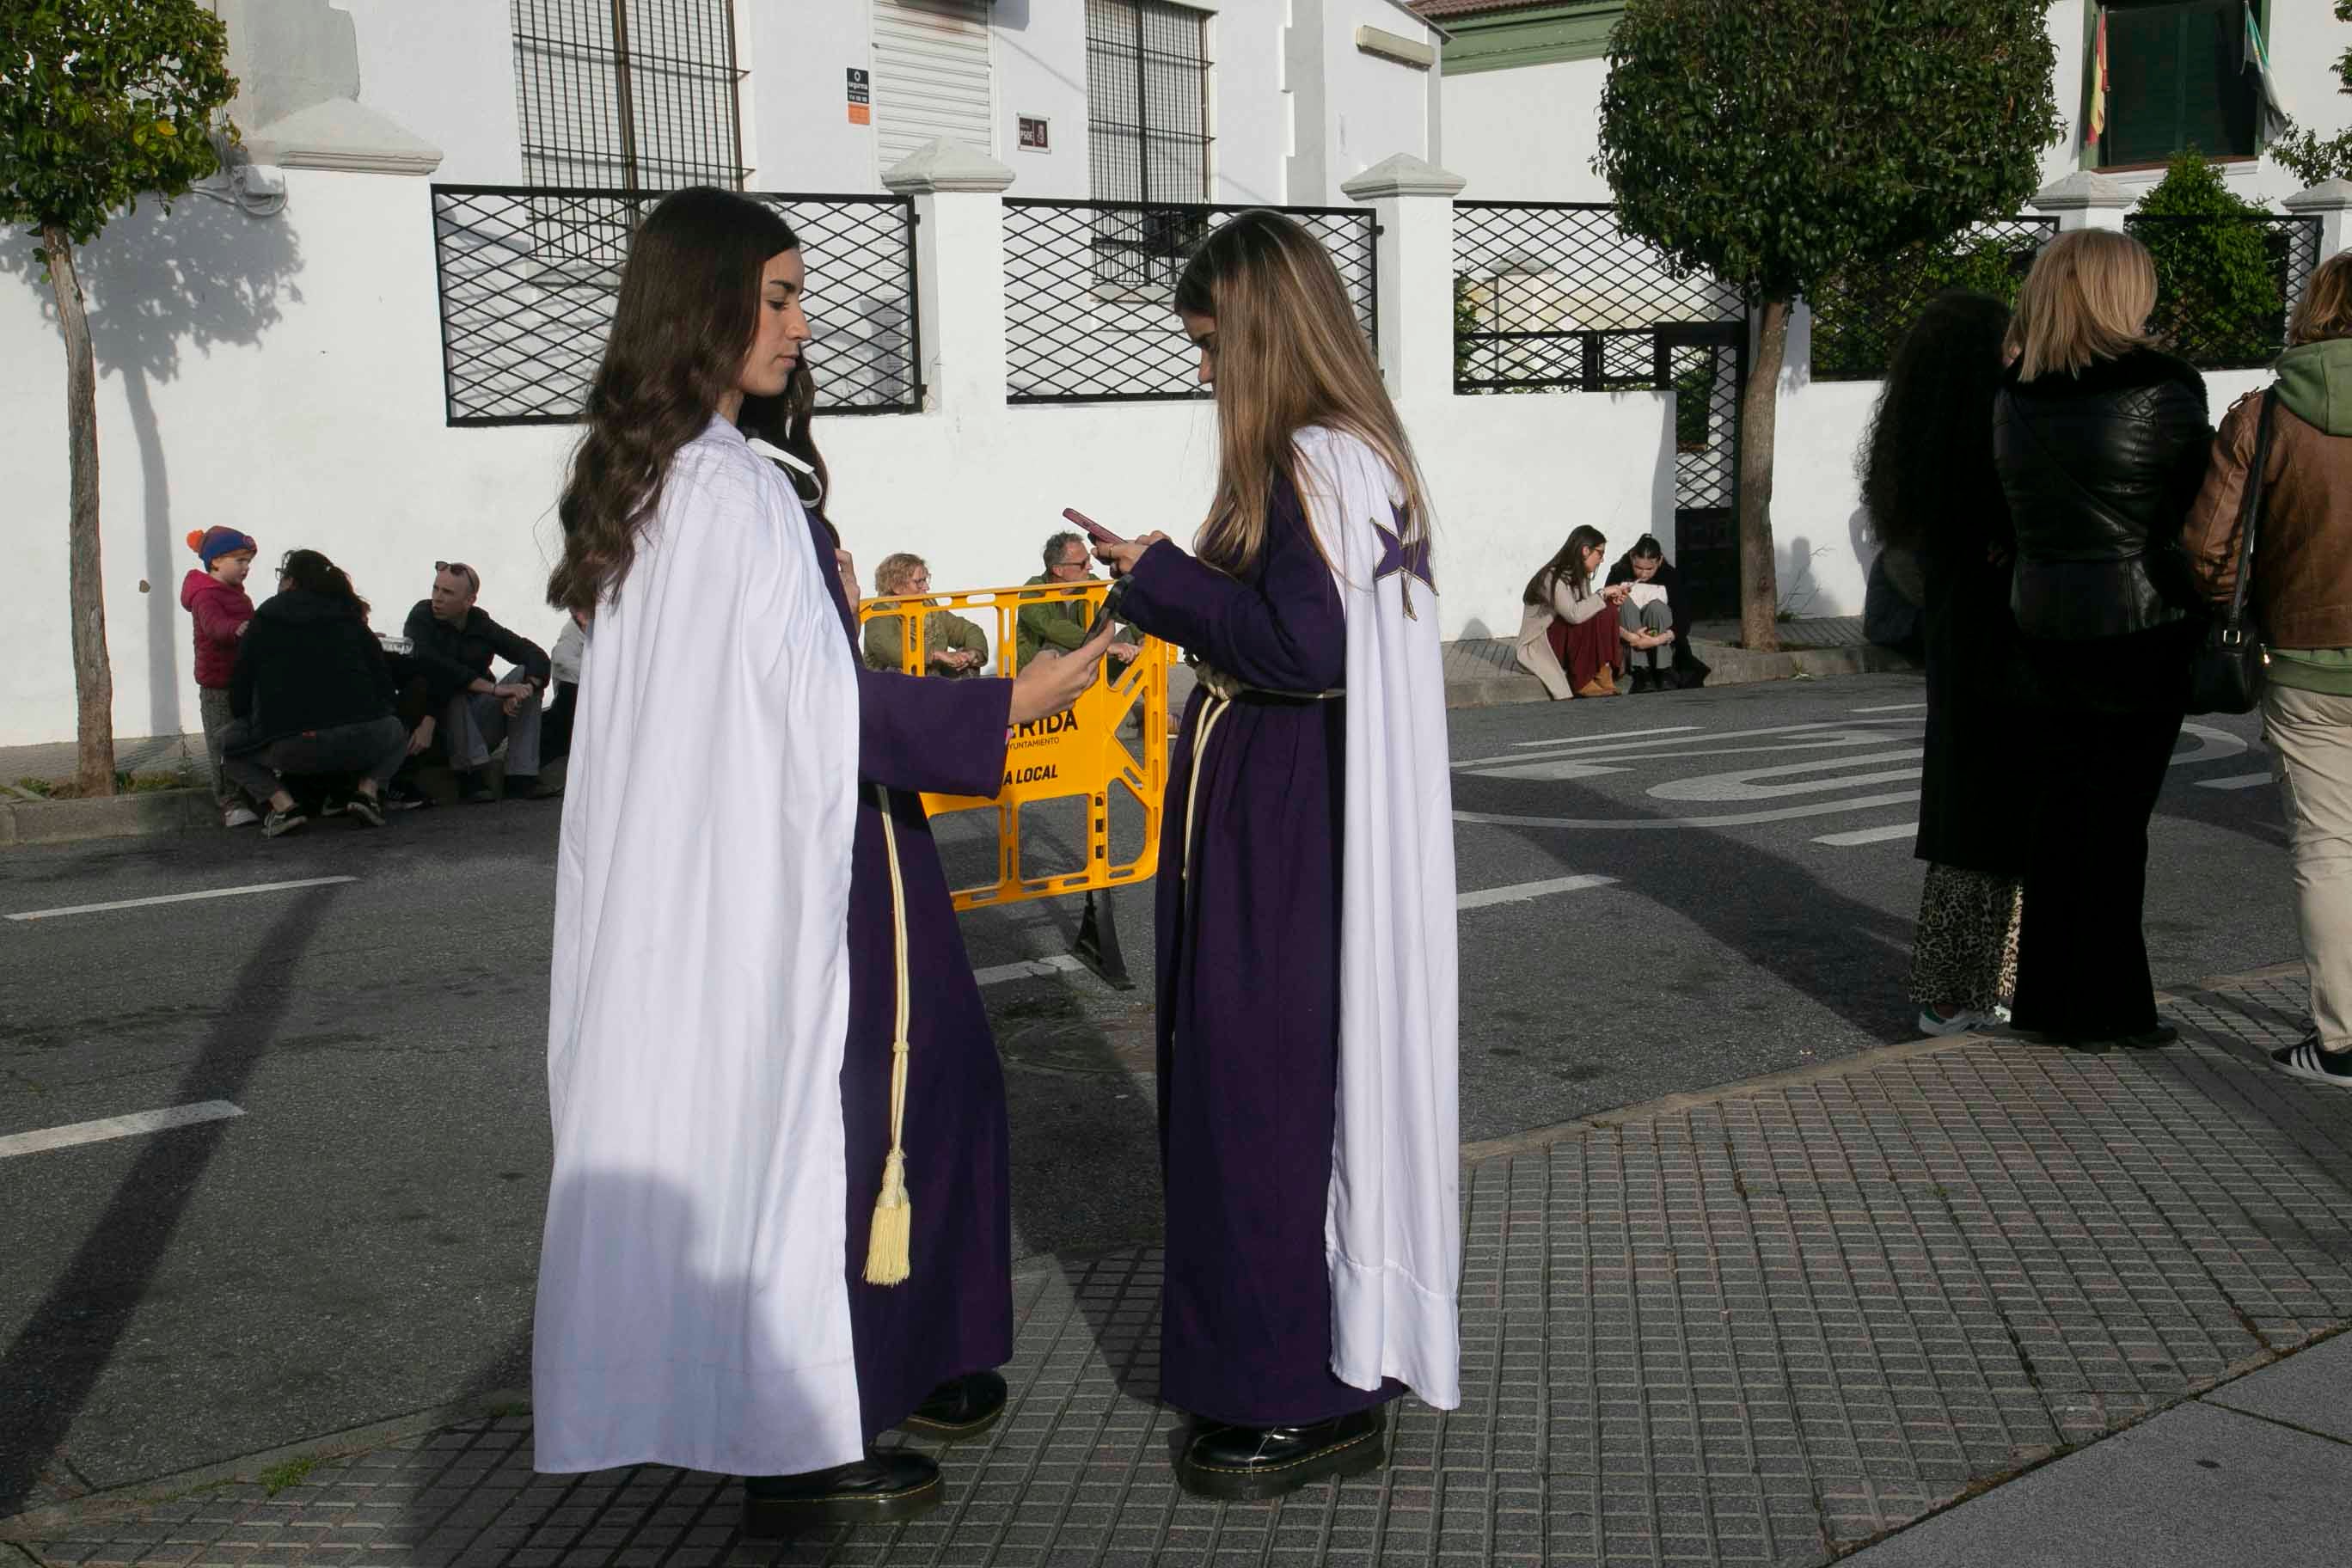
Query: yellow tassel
864,1145,911,1286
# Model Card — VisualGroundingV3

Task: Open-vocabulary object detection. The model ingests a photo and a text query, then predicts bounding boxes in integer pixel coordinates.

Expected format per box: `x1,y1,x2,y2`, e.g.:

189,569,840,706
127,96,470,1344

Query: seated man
1016,530,1139,671
863,553,989,676
402,560,554,802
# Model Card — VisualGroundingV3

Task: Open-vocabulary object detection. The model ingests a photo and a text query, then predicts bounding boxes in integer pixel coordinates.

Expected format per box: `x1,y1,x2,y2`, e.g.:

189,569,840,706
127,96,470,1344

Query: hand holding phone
1063,507,1126,548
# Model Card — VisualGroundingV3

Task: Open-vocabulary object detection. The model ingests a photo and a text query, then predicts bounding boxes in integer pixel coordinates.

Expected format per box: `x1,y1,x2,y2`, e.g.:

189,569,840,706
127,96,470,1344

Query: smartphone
1063,507,1125,548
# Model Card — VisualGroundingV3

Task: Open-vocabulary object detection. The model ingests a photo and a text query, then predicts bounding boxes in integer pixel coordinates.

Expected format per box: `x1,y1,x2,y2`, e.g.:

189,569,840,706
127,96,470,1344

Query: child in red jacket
181,527,260,826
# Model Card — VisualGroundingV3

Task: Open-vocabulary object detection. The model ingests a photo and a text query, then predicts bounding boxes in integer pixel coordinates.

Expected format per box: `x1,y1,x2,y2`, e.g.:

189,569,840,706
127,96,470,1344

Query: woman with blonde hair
1092,211,1461,1498
1994,227,2213,1050
861,553,989,676
2183,252,2352,1086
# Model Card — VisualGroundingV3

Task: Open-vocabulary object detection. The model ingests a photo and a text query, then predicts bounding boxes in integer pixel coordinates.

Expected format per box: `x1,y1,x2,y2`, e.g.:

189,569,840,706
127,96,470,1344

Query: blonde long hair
2005,228,2159,382
2290,252,2352,346
1173,211,1430,575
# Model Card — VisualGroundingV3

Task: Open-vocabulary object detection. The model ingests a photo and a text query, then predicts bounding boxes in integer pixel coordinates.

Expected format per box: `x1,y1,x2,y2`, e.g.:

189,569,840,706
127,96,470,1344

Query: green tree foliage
1595,0,2062,649
2269,1,2352,185
0,1,237,793
2135,150,2288,368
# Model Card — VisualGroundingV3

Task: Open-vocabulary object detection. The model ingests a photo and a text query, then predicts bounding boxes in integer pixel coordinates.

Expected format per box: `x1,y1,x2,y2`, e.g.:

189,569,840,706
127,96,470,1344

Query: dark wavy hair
279,548,364,615
1525,524,1608,605
1859,292,2013,558
549,187,799,613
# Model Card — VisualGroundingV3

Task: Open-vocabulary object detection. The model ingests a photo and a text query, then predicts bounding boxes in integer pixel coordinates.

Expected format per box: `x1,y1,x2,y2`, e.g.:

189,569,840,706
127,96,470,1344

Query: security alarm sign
847,67,871,126
1018,115,1050,151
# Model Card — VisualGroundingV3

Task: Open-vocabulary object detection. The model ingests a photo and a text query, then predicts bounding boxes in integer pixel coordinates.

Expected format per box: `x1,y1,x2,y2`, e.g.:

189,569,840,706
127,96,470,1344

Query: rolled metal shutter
872,0,994,174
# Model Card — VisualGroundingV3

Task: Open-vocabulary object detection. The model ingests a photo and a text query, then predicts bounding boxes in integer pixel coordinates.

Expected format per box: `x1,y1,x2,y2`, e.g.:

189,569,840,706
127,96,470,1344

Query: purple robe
805,507,1014,1442
1116,475,1402,1427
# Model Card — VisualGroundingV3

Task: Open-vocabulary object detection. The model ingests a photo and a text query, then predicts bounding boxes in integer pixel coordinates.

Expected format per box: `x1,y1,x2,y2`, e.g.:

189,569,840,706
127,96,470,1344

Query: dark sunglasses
435,560,480,592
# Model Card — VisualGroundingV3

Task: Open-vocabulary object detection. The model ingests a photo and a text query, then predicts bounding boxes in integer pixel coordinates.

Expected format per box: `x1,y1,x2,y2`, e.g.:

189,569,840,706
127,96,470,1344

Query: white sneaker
1917,1008,1988,1038
224,805,260,829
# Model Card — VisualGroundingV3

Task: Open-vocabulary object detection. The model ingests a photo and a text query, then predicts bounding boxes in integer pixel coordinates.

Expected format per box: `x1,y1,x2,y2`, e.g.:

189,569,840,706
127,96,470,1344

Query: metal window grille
1450,202,1743,393
430,187,922,426
1807,217,2060,383
1087,0,1213,205
511,0,747,201
2124,212,2324,370
1451,202,1749,621
1002,199,1378,402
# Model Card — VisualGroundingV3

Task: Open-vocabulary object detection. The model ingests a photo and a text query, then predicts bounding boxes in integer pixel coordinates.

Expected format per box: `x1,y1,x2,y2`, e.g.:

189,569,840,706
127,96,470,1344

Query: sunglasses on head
436,560,480,592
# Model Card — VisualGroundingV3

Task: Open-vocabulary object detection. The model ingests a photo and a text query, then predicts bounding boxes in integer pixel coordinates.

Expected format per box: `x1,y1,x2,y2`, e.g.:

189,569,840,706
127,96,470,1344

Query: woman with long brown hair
533,187,1106,1534
1093,211,1461,1500
1515,524,1635,698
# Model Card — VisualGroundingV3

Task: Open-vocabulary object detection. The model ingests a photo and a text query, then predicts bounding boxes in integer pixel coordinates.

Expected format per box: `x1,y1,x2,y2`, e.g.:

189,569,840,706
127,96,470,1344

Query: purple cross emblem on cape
1372,501,1436,620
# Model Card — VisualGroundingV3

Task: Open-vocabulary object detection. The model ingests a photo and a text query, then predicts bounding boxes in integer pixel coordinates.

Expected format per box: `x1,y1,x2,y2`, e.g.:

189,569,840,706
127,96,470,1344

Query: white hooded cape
1293,426,1464,1411
534,419,864,1475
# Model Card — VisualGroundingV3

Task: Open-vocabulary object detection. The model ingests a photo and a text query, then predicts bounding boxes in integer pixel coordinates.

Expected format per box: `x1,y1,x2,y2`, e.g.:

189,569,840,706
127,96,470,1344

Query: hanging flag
2086,9,2109,147
2243,1,2291,140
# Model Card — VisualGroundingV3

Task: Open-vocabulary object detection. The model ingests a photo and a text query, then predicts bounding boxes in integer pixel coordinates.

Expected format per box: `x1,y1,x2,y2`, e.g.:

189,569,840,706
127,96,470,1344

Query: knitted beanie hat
187,527,259,567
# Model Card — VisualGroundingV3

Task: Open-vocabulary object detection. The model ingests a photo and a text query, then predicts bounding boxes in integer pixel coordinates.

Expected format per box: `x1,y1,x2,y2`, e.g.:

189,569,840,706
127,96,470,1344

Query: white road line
1456,873,1618,910
1454,718,1918,772
1812,822,1919,847
1456,789,1921,831
6,876,358,923
0,1101,245,1160
1508,725,1700,750
1852,702,1926,713
2196,772,2275,792
972,953,1086,988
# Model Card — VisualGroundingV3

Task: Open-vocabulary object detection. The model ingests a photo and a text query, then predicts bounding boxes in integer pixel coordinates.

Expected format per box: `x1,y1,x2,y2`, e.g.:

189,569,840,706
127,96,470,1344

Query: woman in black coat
1993,230,2214,1049
1860,292,2025,1035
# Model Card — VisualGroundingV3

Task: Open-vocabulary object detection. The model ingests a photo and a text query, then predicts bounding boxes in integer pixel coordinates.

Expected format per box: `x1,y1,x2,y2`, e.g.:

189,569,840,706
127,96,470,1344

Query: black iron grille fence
2125,213,2324,371
430,186,921,426
1451,202,1743,393
1808,217,2059,382
511,0,747,193
1002,199,1378,401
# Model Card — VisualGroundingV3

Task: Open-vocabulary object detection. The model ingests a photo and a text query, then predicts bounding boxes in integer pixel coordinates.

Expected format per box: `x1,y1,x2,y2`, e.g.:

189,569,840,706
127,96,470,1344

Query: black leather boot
1173,1408,1387,1501
739,1452,940,1534
901,1369,1008,1441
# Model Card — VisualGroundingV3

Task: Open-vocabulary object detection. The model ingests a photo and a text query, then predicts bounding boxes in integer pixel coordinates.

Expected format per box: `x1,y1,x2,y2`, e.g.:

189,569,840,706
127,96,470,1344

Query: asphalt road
0,671,2296,1513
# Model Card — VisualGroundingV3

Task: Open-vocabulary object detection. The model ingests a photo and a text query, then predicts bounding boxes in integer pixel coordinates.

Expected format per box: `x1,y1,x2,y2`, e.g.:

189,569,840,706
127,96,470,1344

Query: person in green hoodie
2184,252,2352,1087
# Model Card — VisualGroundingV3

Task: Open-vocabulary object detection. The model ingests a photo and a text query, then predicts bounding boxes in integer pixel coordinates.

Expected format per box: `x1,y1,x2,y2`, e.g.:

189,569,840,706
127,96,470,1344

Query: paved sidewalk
9,965,2342,1568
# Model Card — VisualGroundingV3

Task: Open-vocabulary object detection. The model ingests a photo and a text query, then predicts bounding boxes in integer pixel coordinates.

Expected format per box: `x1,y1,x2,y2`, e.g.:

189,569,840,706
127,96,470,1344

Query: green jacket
863,607,989,676
1014,573,1097,670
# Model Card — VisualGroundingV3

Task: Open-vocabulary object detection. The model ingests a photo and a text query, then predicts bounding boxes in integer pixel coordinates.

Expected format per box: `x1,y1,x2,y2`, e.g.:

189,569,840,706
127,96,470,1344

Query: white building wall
1442,57,1609,204
1314,2,1437,200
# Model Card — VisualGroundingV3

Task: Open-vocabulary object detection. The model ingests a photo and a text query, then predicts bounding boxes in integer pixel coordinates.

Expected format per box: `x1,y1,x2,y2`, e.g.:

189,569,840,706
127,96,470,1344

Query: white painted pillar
2030,170,2135,232
2284,179,2352,260
882,138,1016,415
1342,153,1467,404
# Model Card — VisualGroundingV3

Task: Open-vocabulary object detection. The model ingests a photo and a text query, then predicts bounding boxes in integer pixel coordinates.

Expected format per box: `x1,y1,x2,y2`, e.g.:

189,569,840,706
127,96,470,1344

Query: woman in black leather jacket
1993,229,2213,1049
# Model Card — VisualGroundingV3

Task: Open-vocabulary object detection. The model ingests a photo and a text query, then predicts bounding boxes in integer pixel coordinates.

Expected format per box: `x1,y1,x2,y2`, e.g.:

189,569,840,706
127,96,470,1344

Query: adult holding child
1091,211,1461,1500
533,187,1109,1534
1993,230,2212,1050
2182,252,2352,1086
1860,292,2029,1037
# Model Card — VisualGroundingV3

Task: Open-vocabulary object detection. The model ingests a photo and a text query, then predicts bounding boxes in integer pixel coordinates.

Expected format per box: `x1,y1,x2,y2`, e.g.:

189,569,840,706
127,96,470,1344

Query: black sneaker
261,807,308,839
456,770,497,805
345,794,386,829
383,782,432,811
2273,1036,2352,1087
503,775,557,802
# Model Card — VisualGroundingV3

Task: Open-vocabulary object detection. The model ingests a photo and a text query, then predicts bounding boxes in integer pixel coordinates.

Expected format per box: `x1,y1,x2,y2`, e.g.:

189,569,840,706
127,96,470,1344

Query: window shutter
872,0,995,175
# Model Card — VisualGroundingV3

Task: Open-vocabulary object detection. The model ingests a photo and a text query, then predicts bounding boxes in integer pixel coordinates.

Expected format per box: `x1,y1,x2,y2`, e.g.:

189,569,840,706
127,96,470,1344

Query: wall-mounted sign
847,67,871,126
1018,115,1050,152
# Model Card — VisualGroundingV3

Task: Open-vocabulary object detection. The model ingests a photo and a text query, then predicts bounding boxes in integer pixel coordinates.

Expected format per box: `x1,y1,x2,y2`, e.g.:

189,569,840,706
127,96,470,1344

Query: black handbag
2185,389,2275,717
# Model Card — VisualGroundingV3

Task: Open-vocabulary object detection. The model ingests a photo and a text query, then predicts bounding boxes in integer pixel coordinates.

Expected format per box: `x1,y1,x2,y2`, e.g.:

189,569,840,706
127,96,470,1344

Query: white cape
535,419,864,1475
1293,426,1464,1411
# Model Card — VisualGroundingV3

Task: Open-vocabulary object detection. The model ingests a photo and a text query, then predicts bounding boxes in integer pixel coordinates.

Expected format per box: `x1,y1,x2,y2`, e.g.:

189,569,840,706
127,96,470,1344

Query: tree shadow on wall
4,187,304,738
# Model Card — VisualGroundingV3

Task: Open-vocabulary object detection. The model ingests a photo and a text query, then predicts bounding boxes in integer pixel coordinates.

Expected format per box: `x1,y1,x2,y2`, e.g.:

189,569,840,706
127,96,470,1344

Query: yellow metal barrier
855,580,1169,913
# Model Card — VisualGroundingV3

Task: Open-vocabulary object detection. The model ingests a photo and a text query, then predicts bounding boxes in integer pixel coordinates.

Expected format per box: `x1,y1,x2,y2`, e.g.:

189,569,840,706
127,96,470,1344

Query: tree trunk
1737,297,1790,653
45,224,115,798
